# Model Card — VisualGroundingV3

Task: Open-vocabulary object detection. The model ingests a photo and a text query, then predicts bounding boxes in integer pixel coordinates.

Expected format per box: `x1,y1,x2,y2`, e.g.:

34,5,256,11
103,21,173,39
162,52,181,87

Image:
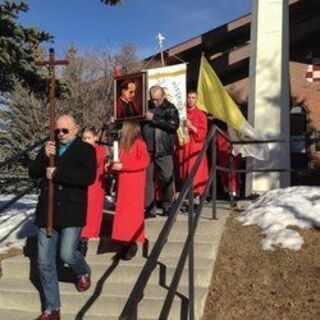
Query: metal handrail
0,137,47,169
119,126,216,319
215,125,284,145
159,162,215,319
0,182,37,214
0,137,46,213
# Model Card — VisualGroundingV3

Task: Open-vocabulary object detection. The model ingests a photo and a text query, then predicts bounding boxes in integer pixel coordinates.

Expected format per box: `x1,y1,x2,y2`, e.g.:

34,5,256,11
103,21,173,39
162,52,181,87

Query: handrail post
228,144,236,208
187,185,195,320
211,130,217,220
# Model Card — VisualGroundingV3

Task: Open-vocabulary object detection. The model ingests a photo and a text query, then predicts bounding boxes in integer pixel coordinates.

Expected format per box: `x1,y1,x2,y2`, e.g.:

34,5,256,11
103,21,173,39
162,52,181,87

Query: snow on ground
0,194,38,254
239,186,320,251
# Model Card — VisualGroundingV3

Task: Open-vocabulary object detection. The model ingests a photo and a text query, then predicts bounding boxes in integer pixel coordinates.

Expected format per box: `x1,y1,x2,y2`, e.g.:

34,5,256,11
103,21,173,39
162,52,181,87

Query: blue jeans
37,227,90,311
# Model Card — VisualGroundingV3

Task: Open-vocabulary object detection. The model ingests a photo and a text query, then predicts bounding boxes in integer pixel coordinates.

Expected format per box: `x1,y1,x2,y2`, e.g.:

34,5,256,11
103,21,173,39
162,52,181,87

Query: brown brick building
147,0,320,184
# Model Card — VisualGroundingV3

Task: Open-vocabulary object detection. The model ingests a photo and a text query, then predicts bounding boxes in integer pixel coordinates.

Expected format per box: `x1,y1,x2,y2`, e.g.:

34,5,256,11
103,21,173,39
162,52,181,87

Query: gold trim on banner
148,70,186,79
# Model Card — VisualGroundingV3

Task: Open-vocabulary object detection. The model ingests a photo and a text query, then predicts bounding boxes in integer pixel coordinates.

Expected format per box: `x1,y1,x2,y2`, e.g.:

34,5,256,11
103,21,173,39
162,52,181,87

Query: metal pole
228,144,236,208
157,33,166,67
46,48,56,237
211,130,217,220
188,185,195,320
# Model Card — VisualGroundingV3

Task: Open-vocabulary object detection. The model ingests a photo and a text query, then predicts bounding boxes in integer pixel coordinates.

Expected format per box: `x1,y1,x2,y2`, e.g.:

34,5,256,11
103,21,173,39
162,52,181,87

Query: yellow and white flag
197,55,269,160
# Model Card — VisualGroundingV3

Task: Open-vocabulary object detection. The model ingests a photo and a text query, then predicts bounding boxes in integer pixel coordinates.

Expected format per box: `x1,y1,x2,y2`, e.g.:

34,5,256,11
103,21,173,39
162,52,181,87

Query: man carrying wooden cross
29,115,96,320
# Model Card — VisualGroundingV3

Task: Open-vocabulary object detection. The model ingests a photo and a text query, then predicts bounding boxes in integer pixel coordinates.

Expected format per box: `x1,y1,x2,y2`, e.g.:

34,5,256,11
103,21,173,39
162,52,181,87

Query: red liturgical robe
112,138,150,243
216,131,241,195
177,107,209,195
81,144,107,238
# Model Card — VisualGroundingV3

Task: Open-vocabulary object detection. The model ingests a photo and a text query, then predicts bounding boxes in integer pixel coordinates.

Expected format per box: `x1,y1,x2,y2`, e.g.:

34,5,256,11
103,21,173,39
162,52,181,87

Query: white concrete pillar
246,0,291,195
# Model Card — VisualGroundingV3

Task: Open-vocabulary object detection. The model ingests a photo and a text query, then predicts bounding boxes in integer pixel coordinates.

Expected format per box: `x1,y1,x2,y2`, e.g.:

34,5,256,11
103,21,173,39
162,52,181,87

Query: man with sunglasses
29,115,96,320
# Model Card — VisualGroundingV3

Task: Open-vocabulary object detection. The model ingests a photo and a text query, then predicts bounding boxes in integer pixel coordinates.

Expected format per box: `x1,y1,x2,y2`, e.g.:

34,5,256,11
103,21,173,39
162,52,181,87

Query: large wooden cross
36,48,68,236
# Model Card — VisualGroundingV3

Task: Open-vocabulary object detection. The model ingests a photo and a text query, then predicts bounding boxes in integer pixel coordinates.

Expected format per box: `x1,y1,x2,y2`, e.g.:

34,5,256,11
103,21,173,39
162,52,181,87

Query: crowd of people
29,86,240,320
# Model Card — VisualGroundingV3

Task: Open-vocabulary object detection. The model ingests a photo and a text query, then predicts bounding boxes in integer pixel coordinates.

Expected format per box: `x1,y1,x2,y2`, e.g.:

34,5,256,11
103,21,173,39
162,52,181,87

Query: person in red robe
110,120,150,260
78,127,108,256
177,91,209,204
216,129,241,199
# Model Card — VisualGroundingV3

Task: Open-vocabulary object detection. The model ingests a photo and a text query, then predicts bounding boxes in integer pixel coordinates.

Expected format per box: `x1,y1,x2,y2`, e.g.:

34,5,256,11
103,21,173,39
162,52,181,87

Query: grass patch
203,212,320,319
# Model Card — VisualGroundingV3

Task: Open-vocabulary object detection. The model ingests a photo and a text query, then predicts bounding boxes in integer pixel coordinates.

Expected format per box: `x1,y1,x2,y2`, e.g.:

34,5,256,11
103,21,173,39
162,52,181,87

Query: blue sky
20,0,252,58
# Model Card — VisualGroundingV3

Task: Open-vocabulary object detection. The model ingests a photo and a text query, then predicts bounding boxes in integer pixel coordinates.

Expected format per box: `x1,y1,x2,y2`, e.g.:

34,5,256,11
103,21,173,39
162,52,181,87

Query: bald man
29,115,96,320
142,85,180,217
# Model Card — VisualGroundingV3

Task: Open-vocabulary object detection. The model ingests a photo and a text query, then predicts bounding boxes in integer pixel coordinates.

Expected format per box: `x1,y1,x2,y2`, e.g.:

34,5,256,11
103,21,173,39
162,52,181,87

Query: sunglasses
55,128,69,135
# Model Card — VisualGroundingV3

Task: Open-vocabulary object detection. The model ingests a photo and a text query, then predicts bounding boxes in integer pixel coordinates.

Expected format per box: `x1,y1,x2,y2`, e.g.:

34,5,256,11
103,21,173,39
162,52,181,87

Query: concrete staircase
0,202,230,320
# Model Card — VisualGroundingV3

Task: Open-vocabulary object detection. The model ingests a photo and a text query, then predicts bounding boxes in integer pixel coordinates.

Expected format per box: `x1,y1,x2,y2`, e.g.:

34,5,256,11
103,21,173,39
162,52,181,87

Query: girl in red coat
110,121,150,260
177,91,209,204
79,127,108,255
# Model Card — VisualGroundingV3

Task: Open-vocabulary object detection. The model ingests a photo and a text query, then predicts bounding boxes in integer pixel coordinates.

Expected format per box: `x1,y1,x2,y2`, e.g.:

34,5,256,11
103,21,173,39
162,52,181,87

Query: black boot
120,242,138,260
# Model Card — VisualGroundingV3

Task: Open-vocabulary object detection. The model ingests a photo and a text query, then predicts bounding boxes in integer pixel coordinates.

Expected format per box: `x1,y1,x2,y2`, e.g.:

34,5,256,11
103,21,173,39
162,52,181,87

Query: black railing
0,137,47,213
120,123,320,319
0,182,37,214
212,126,320,209
120,126,217,320
0,137,47,169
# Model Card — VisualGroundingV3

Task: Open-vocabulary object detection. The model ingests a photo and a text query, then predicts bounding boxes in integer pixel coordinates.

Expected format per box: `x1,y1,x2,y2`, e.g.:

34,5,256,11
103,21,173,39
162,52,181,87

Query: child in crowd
109,120,150,260
79,126,108,256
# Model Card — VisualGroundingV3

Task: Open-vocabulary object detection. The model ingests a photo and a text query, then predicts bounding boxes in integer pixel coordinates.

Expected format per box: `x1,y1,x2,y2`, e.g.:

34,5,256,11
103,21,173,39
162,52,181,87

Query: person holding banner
177,91,208,203
142,85,180,217
29,115,96,320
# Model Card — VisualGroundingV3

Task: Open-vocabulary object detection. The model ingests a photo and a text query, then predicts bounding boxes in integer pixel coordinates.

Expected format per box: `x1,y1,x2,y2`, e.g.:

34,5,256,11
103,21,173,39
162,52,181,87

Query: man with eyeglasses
29,115,96,320
142,85,180,218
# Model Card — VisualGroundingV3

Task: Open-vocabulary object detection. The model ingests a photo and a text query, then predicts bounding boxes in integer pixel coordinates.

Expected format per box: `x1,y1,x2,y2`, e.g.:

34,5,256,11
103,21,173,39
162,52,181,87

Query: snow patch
239,186,320,251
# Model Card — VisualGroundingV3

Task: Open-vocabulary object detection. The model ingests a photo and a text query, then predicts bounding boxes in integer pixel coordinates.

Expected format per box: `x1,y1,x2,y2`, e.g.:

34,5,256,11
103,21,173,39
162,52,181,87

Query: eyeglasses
55,128,69,135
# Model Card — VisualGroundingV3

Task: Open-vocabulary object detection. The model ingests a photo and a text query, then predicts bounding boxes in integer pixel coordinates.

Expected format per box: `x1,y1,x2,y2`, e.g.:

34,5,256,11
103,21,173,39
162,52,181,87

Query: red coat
81,144,107,238
112,138,150,244
177,107,209,195
216,131,241,195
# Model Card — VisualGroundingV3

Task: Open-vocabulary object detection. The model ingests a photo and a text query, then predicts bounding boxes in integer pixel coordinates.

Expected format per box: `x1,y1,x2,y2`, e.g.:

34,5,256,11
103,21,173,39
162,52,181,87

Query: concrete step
0,288,189,319
86,237,218,257
112,215,217,235
0,278,208,318
17,223,218,258
1,253,214,269
2,238,217,277
0,204,229,320
0,278,208,300
1,255,214,287
0,308,154,320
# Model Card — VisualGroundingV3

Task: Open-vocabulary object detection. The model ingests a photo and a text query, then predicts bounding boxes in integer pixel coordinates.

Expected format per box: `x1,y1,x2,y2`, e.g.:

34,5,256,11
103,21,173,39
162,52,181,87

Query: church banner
146,63,187,120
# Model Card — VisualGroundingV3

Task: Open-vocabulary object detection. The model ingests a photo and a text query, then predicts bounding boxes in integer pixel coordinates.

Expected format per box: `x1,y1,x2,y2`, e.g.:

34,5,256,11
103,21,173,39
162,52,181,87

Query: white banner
146,64,187,120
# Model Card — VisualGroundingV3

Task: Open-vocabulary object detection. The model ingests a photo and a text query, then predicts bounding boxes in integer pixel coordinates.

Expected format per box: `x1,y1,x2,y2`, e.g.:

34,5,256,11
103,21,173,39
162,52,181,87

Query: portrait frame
113,72,147,121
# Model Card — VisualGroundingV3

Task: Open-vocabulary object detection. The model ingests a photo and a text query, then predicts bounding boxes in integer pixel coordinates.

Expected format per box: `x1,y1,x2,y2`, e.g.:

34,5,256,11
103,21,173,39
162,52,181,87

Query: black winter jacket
29,137,96,228
142,99,180,156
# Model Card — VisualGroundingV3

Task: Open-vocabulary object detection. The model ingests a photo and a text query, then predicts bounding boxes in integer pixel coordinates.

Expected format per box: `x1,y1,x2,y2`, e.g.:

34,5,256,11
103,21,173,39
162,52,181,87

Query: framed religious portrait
114,72,147,121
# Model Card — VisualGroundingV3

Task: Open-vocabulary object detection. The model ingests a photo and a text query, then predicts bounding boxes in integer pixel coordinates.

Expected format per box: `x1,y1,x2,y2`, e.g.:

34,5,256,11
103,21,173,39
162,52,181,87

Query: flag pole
157,33,166,67
197,53,205,92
